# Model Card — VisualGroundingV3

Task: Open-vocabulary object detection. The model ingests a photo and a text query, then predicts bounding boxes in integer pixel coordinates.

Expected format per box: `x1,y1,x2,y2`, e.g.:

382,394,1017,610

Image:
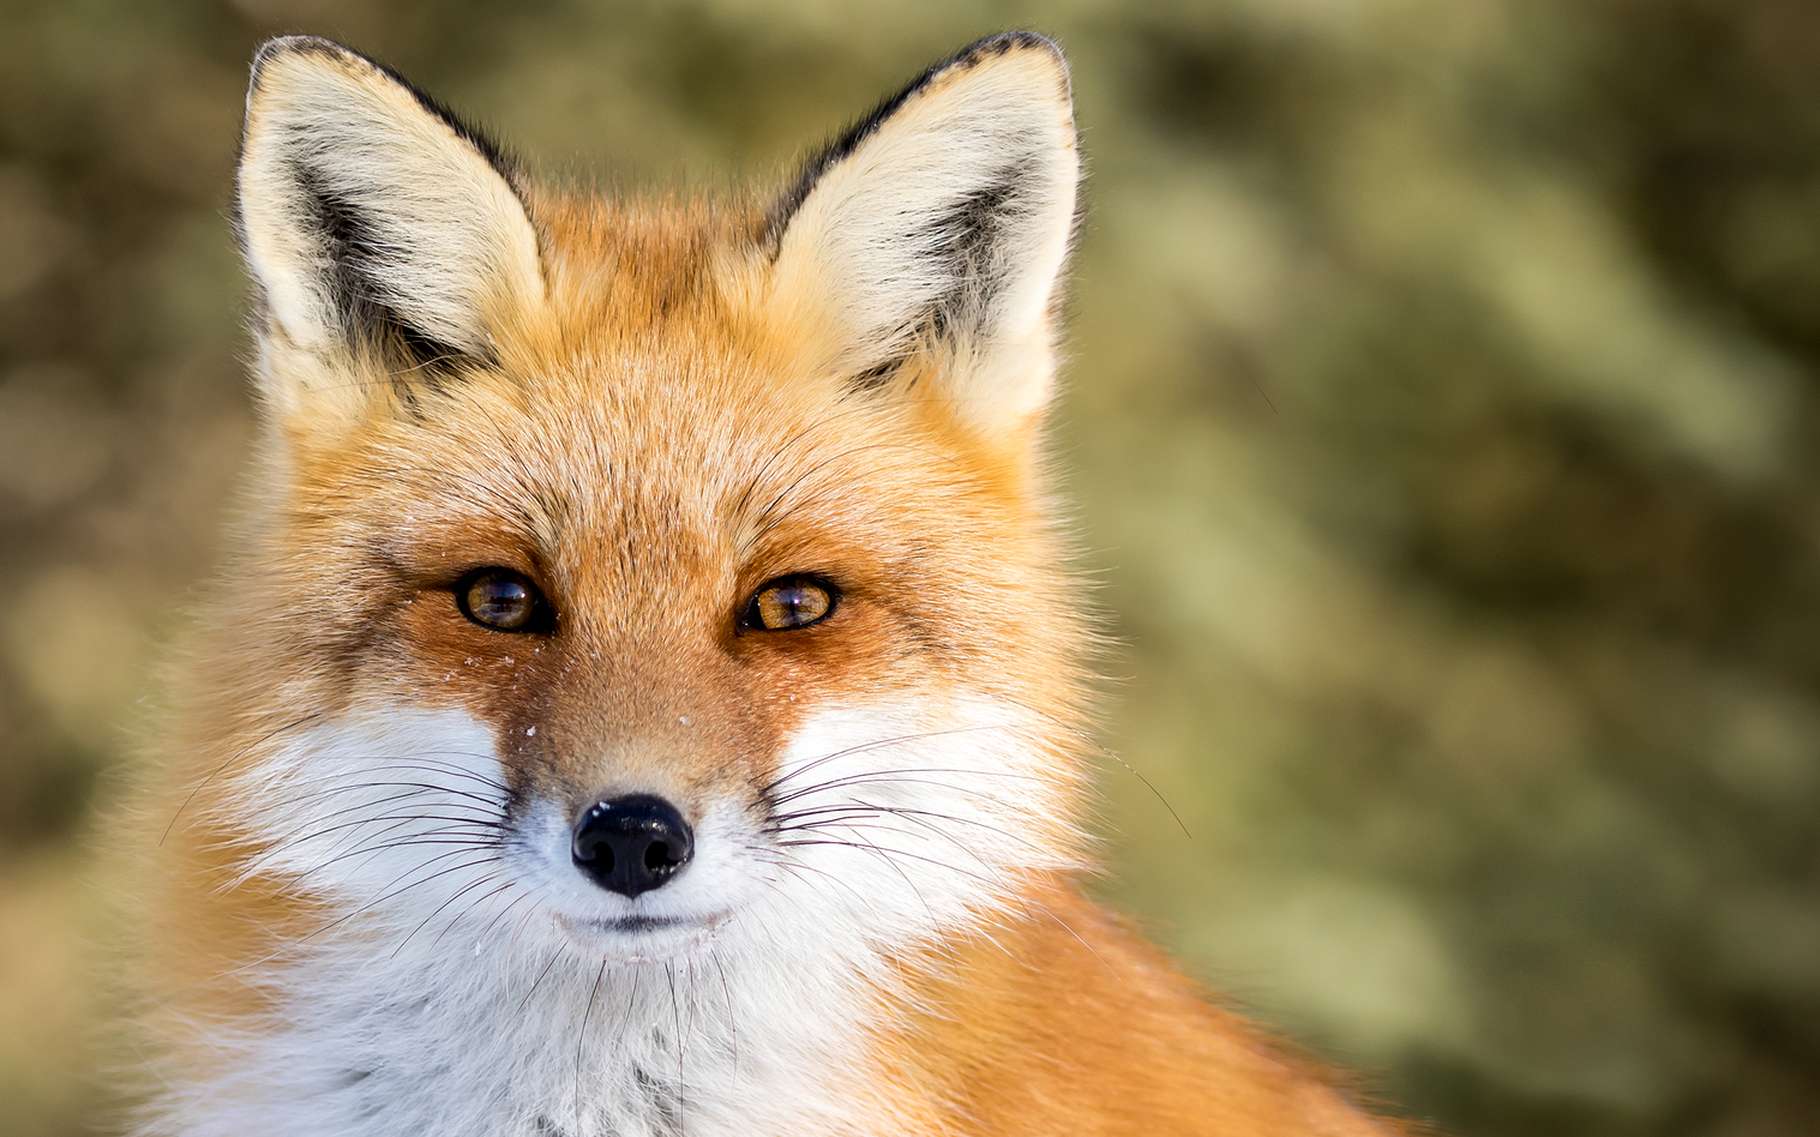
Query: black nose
571,794,694,898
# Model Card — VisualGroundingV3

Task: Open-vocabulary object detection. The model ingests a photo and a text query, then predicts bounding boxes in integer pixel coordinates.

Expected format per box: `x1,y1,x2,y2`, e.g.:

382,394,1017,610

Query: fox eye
457,568,547,632
743,575,838,632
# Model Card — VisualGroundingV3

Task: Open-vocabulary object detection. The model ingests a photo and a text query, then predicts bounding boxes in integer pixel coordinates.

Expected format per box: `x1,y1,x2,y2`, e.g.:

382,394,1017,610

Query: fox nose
571,794,694,898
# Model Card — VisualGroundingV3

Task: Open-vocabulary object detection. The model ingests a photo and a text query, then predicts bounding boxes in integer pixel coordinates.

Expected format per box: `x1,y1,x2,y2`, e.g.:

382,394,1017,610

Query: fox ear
765,32,1080,434
236,37,543,417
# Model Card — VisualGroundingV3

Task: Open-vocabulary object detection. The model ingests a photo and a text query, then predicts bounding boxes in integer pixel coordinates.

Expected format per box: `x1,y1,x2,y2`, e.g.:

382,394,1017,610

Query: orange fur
877,884,1414,1135
134,32,1417,1137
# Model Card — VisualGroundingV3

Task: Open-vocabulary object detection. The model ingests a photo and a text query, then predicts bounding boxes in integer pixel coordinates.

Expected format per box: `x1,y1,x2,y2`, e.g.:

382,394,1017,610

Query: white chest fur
152,920,877,1137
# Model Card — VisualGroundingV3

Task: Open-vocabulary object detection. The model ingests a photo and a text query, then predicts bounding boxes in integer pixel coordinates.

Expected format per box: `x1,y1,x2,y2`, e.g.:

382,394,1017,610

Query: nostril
570,794,694,899
645,842,672,872
570,828,615,872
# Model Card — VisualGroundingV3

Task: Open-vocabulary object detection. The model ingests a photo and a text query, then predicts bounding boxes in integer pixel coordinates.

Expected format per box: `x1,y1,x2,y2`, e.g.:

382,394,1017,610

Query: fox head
194,31,1088,995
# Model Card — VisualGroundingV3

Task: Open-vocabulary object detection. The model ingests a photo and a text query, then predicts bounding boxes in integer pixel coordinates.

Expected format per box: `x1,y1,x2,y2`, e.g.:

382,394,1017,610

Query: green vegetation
3,2,1816,1134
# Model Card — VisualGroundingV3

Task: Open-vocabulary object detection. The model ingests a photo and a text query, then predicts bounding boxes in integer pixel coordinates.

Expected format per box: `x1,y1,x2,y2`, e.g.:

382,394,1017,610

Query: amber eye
457,568,547,632
742,575,838,632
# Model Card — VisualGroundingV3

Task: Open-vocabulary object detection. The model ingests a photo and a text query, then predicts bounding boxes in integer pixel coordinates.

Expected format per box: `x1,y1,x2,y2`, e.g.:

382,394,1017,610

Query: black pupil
777,587,811,621
755,579,830,630
474,576,530,624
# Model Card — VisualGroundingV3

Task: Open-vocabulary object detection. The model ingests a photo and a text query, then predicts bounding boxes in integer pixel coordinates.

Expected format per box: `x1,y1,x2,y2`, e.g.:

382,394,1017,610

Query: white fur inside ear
237,38,543,366
770,37,1079,430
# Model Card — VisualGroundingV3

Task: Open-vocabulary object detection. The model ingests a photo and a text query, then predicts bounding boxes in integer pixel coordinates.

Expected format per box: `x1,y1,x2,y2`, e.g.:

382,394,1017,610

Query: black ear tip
242,36,357,157
249,34,356,83
247,36,376,105
960,29,1068,70
240,36,518,182
978,29,1065,57
946,30,1072,101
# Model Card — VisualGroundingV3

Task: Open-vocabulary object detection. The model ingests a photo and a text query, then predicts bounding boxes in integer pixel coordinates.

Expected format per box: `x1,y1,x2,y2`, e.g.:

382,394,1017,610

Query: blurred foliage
3,1,1819,1134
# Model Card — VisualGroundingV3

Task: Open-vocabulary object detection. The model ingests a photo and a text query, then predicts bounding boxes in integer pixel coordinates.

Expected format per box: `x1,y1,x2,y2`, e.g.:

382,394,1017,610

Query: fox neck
159,913,896,1137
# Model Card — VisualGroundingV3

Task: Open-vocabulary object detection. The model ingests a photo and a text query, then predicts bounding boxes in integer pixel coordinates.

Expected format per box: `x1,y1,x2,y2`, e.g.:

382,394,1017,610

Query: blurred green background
4,1,1819,1134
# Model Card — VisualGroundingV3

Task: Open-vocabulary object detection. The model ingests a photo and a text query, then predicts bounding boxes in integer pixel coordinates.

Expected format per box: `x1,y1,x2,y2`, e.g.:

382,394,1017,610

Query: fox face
169,34,1088,1119
147,33,1412,1137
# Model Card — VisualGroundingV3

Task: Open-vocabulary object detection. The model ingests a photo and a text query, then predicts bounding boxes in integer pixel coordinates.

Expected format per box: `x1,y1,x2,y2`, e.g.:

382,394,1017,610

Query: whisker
286,809,506,844
232,793,448,873
303,813,425,874
667,961,686,1131
518,944,564,1013
771,770,1040,810
575,958,608,1137
474,882,538,947
392,870,508,959
265,780,492,818
768,816,909,837
996,693,1191,841
344,751,512,793
759,724,1018,797
711,950,738,1083
748,846,877,913
211,850,504,982
322,845,501,912
871,806,1014,879
271,769,509,811
1091,745,1191,840
241,810,504,875
161,711,325,845
834,827,936,924
773,801,1050,858
360,751,511,785
286,838,501,888
239,794,505,870
779,835,1113,973
239,823,500,886
428,876,520,951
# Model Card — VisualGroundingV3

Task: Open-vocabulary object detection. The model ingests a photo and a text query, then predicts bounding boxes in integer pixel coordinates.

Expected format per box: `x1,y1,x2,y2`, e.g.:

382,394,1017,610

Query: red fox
135,30,1413,1137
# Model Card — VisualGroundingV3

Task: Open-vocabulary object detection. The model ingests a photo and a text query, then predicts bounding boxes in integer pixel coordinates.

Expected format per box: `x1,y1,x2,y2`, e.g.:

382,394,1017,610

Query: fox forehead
527,193,746,339
288,310,1014,610
287,220,1031,607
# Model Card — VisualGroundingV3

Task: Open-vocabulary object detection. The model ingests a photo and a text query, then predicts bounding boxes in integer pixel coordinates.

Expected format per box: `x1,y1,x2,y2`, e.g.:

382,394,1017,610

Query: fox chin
131,30,1415,1137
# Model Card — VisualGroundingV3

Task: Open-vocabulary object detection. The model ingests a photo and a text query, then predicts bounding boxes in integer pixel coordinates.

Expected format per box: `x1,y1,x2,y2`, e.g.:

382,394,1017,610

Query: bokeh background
4,1,1819,1134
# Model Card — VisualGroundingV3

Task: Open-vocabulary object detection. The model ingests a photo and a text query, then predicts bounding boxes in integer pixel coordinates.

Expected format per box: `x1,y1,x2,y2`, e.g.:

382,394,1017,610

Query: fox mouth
551,910,730,957
566,914,700,933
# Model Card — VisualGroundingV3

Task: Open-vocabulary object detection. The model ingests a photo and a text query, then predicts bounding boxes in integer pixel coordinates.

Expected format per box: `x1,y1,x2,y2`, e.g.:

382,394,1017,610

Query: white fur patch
769,38,1079,431
146,695,1072,1137
238,38,543,407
